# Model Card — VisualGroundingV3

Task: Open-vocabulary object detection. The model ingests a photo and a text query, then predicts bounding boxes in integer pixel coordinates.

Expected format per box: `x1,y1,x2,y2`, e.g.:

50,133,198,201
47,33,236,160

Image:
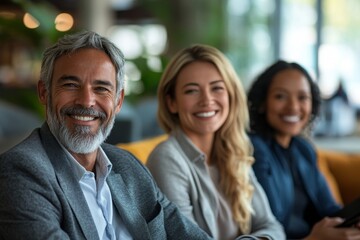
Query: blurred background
1,0,360,153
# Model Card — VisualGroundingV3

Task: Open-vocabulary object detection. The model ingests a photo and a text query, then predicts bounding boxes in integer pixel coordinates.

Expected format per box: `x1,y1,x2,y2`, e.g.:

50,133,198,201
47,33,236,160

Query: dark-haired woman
248,60,360,240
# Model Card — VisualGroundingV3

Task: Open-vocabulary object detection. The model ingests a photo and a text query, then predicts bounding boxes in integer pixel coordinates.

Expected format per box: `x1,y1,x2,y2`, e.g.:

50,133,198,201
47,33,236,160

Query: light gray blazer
0,123,212,240
147,128,285,240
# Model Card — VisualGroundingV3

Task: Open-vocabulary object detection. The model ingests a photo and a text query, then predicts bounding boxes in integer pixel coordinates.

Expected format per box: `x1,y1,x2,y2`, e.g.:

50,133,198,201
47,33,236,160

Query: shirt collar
58,142,112,181
96,147,113,178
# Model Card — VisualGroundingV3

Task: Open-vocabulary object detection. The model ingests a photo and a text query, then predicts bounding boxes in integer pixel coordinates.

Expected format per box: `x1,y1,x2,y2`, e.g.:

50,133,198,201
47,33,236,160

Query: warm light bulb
23,13,39,29
55,13,74,32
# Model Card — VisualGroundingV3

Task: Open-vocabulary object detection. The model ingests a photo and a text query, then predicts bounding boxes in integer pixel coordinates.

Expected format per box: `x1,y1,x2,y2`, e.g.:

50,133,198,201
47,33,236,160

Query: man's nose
76,87,95,108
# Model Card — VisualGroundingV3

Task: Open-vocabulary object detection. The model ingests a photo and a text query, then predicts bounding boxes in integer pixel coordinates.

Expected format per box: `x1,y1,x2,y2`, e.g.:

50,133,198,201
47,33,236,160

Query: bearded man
0,31,212,240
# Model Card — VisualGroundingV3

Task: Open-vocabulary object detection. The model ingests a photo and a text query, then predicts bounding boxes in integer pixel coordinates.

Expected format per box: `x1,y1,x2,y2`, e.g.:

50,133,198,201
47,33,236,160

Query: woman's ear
37,80,47,105
258,102,266,113
166,95,178,114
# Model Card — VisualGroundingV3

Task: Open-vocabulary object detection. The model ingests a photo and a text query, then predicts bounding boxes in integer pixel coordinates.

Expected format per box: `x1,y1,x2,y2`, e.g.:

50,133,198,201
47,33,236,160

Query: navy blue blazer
249,133,340,227
0,123,212,240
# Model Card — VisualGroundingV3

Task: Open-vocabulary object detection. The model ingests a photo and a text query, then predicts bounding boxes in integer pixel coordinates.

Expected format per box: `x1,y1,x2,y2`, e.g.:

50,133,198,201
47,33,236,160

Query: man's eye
63,83,78,88
96,87,110,92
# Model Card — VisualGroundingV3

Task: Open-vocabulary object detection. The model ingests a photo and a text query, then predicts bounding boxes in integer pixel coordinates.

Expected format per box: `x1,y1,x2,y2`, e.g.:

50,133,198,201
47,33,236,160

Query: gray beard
46,106,115,154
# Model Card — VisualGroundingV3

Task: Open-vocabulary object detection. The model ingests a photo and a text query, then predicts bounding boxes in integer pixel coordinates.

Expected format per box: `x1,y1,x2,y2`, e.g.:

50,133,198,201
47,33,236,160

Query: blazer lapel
174,128,218,236
39,123,99,240
107,172,149,239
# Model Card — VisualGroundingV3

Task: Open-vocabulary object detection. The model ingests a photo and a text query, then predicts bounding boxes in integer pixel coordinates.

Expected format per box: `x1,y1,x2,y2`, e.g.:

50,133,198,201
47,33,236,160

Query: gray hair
40,31,125,100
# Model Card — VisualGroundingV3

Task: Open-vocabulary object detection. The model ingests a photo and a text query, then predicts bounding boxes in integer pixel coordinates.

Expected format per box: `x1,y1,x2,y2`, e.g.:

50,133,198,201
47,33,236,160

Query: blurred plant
125,55,168,104
139,0,227,56
0,0,69,48
0,0,72,117
0,87,45,118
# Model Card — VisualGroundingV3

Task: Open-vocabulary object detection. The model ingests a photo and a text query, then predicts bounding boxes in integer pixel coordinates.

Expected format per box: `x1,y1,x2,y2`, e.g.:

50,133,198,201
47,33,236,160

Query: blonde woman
146,44,285,240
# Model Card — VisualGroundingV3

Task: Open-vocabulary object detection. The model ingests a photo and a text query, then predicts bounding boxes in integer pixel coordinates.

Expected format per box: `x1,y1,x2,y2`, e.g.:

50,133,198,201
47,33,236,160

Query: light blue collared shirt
62,146,133,240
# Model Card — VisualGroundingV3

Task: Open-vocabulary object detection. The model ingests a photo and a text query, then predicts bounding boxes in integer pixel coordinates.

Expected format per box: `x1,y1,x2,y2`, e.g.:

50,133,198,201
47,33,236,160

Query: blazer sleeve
250,134,286,217
146,140,197,222
249,170,286,240
294,138,341,216
153,181,213,240
0,142,72,239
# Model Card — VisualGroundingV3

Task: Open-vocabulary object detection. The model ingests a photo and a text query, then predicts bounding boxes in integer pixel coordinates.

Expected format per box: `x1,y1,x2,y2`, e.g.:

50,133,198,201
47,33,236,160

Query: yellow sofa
118,135,360,206
317,149,360,205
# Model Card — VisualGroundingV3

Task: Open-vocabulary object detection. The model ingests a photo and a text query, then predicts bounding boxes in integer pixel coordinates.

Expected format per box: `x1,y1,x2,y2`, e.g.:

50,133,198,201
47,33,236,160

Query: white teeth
196,111,216,118
283,115,300,123
73,115,95,121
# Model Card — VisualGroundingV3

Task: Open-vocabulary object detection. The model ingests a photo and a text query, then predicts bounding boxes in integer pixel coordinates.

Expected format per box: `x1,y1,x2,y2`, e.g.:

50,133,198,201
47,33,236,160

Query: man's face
38,48,123,154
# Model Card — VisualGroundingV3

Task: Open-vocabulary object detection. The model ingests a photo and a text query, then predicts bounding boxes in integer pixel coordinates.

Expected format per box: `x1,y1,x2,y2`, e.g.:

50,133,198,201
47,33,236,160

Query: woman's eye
274,93,286,100
299,95,311,101
213,86,224,91
184,89,198,94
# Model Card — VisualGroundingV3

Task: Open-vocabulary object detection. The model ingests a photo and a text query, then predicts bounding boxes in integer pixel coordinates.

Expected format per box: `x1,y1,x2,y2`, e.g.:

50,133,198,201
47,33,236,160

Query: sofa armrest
317,148,360,205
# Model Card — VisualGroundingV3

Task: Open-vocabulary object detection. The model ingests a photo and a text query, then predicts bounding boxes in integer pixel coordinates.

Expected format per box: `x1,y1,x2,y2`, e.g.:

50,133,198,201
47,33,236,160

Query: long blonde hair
157,44,254,233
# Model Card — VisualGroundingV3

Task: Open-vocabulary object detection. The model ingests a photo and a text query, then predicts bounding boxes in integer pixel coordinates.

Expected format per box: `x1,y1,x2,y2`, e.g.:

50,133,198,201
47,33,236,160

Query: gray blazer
147,128,285,240
0,123,212,240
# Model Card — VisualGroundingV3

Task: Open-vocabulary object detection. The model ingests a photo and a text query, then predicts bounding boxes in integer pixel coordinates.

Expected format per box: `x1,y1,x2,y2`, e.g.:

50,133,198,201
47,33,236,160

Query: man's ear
37,80,47,105
115,89,125,114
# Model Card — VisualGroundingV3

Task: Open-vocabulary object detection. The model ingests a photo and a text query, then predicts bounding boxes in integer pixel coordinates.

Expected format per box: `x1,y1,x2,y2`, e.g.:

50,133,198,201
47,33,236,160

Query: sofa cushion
117,134,167,164
117,135,360,207
318,149,360,205
317,149,343,204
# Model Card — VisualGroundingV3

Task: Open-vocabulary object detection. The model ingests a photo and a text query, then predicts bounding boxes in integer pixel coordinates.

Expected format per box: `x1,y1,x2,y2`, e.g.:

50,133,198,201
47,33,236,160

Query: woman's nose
199,90,212,106
287,96,299,110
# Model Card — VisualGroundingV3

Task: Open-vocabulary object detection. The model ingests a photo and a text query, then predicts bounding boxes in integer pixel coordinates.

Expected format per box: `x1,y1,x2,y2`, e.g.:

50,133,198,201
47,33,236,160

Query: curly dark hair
247,60,321,137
